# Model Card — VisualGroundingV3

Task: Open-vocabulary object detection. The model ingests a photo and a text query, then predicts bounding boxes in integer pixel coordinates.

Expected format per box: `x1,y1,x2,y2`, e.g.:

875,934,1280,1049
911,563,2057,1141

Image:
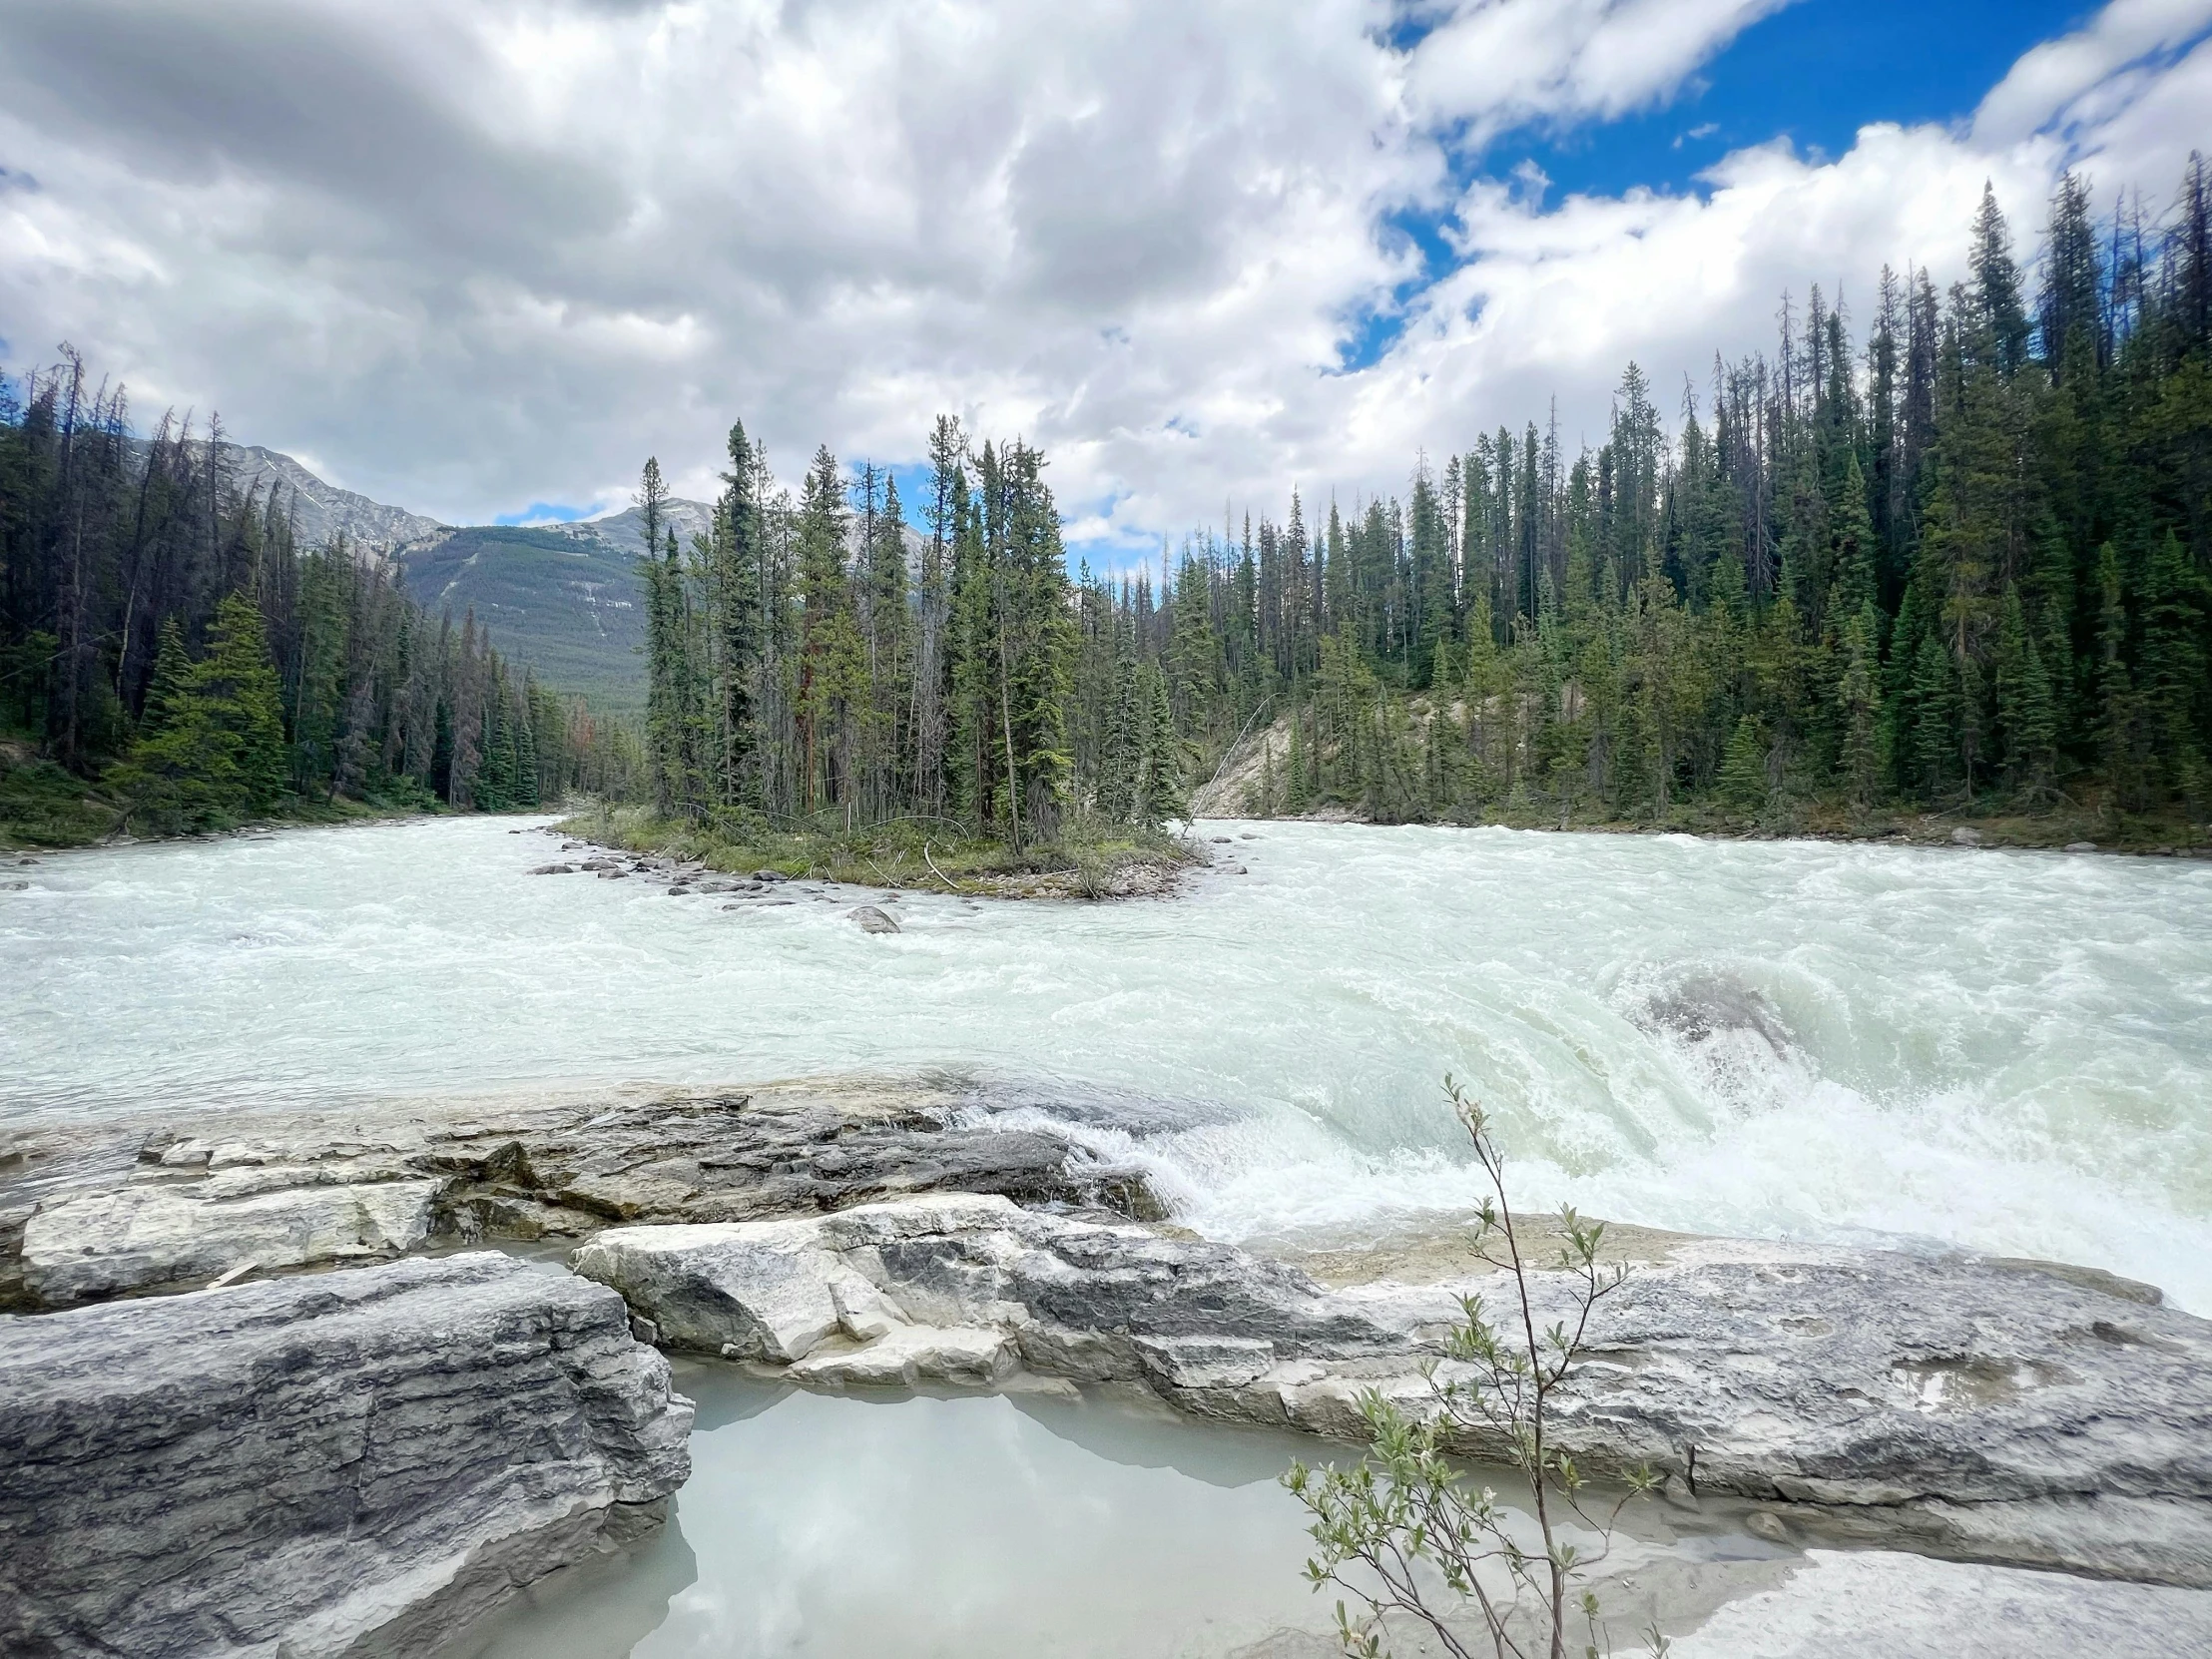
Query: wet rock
20,1172,443,1306
791,1324,1016,1388
3,1084,1168,1312
753,868,791,882
529,863,576,874
850,904,901,934
578,1196,2212,1585
1637,971,1793,1059
0,1253,692,1659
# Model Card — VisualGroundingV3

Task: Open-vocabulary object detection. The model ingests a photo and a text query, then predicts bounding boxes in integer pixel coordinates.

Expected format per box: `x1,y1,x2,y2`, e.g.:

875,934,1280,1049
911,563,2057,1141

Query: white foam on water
5,815,2208,1308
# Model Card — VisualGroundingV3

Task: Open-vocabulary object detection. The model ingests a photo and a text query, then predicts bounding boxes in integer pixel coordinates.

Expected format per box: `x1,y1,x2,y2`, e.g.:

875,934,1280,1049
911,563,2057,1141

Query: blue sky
1507,1,2100,199
1341,0,2111,375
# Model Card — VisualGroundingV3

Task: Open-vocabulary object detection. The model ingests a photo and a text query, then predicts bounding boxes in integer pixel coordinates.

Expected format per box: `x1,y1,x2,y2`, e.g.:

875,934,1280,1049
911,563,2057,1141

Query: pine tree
2093,542,2135,817
1969,183,2033,376
1137,661,1187,825
1839,603,1884,810
196,593,288,812
1716,716,1768,816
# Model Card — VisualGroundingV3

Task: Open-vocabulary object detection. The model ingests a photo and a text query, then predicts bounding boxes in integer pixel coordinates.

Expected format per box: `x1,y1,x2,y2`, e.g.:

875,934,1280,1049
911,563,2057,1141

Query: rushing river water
5,815,2210,1309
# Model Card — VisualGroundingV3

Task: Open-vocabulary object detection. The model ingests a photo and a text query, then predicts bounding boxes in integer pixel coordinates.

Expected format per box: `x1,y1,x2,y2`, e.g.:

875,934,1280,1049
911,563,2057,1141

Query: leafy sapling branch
1285,1076,1667,1659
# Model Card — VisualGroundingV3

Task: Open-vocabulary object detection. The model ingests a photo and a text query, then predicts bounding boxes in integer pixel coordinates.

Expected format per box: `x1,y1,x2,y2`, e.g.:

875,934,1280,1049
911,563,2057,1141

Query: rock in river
21,1169,441,1307
849,904,901,934
0,1080,1167,1309
574,1193,2212,1586
0,1252,692,1658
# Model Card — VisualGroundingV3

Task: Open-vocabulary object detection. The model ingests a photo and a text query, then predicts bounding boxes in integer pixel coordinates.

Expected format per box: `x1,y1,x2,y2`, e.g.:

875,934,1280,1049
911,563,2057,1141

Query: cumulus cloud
1404,0,1794,143
0,0,2204,558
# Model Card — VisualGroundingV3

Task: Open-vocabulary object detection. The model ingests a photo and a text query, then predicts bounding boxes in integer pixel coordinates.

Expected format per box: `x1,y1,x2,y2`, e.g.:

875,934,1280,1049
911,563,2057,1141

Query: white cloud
0,0,2204,561
1405,0,1795,144
1973,0,2212,144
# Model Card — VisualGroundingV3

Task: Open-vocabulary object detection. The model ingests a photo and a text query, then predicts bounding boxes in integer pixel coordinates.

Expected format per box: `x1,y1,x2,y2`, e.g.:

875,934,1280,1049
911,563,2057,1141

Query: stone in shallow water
0,1252,692,1658
789,1324,1017,1387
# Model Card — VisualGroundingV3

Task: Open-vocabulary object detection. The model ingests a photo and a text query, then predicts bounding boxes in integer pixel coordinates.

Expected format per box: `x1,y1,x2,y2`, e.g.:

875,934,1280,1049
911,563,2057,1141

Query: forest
7,156,2207,856
635,157,2212,848
0,367,638,844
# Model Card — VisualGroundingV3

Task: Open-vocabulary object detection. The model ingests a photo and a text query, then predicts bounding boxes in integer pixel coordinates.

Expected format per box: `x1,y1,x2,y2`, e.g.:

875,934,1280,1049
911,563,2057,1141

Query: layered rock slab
21,1170,440,1307
2,1079,1163,1309
0,1252,693,1659
574,1194,2212,1585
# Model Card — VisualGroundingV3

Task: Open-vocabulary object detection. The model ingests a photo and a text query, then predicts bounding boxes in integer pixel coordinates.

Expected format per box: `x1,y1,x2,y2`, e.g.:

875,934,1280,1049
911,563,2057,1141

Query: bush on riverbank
560,802,1198,898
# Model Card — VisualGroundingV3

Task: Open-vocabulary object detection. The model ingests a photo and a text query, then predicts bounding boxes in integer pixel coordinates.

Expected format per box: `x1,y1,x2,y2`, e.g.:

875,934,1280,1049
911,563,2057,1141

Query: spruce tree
196,593,288,813
1137,662,1186,826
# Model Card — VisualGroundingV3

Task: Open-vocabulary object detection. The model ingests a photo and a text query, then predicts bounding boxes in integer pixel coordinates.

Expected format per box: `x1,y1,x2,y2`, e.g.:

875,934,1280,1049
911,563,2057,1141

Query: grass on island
557,802,1200,899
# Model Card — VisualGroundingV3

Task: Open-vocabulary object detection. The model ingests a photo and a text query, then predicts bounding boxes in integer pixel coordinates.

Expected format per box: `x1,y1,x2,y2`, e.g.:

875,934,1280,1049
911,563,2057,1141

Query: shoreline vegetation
1191,703,2212,855
616,163,2212,877
555,803,1201,899
0,354,640,852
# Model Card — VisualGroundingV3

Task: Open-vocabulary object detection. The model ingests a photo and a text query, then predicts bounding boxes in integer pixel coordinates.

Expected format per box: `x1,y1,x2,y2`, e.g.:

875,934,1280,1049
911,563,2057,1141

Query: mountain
393,524,653,716
224,447,924,721
387,504,721,719
221,445,451,552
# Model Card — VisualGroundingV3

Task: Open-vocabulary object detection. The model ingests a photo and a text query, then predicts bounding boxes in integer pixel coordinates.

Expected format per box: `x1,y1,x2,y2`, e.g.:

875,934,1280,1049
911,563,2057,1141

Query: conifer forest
5,162,2209,851
636,161,2212,845
0,363,639,841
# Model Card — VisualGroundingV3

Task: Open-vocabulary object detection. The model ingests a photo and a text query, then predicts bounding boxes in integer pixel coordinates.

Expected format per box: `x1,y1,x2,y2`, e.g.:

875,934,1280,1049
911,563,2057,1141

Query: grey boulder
0,1252,692,1658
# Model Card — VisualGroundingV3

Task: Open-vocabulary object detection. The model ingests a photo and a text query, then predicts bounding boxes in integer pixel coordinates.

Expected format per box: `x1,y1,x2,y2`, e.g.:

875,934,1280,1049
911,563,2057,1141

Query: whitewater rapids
3,815,2206,1311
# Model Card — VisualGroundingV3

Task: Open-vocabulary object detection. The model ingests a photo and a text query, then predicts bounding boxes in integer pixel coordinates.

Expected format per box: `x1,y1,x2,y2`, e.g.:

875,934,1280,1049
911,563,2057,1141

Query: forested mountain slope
0,366,637,845
391,523,665,720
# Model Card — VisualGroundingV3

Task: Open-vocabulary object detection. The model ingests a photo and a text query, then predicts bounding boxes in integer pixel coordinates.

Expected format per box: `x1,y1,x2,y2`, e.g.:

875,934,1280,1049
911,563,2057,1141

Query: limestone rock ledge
0,1253,694,1659
3,1078,1164,1309
572,1193,2212,1587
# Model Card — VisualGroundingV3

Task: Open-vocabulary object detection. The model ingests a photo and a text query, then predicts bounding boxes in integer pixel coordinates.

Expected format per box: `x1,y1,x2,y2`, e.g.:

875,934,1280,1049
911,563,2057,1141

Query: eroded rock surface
22,1171,440,1307
1,1079,1163,1308
0,1252,692,1658
575,1194,2212,1585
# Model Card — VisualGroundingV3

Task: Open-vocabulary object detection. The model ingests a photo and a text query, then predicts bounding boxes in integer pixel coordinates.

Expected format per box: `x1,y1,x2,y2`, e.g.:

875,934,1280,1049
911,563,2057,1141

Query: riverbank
1191,711,2212,856
555,803,1203,899
4,1077,2210,1655
0,729,452,850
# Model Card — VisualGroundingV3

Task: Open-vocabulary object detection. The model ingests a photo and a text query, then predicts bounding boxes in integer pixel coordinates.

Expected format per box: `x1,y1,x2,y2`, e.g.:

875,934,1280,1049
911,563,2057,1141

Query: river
10,814,2210,1654
5,814,2207,1309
